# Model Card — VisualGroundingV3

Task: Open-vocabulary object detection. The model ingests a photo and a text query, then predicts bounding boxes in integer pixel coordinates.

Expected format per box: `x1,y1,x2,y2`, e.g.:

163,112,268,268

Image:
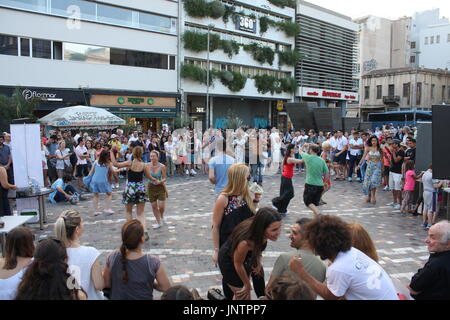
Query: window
410,56,416,63
430,36,434,44
442,86,446,101
110,48,169,69
64,43,110,64
0,34,18,56
364,86,370,100
388,84,395,97
403,83,411,105
425,37,428,44
431,84,435,100
97,4,133,27
416,82,422,105
50,0,96,20
139,12,173,33
53,41,62,60
169,56,175,70
32,39,51,59
2,0,46,12
437,35,440,44
20,38,30,56
411,41,416,49
376,85,382,99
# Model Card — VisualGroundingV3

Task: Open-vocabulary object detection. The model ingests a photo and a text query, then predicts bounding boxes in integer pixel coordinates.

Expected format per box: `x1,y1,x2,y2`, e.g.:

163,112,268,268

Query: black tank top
128,169,144,183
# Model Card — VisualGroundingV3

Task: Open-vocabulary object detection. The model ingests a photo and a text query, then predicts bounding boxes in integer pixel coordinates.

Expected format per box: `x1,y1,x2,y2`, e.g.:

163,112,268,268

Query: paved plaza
28,172,441,298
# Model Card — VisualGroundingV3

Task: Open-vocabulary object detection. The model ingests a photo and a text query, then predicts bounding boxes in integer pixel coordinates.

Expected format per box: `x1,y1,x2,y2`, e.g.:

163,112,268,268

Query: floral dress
122,169,147,204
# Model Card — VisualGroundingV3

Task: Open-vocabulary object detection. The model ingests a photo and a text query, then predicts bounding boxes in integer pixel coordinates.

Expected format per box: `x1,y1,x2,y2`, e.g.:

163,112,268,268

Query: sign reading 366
236,16,256,33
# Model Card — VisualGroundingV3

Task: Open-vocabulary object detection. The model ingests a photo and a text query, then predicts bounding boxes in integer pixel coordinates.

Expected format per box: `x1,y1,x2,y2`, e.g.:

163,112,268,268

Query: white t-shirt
67,246,104,300
329,136,337,150
75,145,88,165
422,170,439,193
326,248,398,300
335,136,348,151
128,136,139,144
73,134,81,145
348,137,363,156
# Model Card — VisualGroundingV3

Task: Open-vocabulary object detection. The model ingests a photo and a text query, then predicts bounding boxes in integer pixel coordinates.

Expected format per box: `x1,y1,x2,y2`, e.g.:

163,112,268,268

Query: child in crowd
401,160,423,214
421,165,445,229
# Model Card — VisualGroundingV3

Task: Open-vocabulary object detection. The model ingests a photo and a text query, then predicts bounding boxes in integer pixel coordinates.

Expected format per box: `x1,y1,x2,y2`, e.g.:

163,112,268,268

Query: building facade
360,67,450,120
0,0,181,132
179,0,297,130
295,1,359,116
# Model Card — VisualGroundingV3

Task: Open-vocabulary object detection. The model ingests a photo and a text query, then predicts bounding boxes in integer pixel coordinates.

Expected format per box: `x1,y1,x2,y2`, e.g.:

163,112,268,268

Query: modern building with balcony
179,0,297,129
295,1,359,116
0,0,181,132
360,67,450,120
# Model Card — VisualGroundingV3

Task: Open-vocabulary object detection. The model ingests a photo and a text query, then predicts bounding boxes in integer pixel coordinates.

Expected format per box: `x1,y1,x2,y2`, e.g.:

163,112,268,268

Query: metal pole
206,27,211,129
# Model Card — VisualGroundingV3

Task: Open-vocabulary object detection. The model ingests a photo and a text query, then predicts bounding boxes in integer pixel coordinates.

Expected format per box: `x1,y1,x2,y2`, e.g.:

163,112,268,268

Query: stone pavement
26,171,446,299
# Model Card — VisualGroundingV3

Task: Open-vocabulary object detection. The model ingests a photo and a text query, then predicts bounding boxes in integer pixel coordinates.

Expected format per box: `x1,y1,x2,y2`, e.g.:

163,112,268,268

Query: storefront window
32,39,51,59
1,0,46,13
64,43,110,64
0,34,18,56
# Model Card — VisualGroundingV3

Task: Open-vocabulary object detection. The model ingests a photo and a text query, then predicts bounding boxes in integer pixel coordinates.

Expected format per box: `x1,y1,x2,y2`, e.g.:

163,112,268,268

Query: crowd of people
1,123,449,300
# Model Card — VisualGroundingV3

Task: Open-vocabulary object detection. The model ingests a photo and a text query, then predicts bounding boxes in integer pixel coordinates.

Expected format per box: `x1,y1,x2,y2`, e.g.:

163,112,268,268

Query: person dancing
146,150,168,230
272,144,303,216
357,135,384,205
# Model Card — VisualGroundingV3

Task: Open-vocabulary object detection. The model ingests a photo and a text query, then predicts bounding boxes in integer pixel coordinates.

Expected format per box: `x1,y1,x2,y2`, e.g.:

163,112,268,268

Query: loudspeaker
285,102,316,130
313,107,342,132
416,122,432,173
432,105,450,179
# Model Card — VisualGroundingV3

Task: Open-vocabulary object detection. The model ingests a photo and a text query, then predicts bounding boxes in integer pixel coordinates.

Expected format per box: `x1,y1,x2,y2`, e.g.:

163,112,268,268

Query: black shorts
75,164,89,177
333,151,346,165
383,166,390,177
303,183,324,207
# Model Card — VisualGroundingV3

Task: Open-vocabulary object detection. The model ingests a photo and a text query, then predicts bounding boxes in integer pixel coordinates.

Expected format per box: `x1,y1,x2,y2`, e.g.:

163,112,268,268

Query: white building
296,1,359,115
180,0,297,129
0,0,180,132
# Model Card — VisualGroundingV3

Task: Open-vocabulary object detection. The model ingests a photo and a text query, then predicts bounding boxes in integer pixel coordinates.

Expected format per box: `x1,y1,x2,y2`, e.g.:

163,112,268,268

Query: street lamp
206,23,215,129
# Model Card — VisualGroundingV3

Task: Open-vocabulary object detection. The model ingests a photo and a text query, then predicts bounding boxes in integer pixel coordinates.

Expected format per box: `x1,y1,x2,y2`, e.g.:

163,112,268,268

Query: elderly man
408,221,450,300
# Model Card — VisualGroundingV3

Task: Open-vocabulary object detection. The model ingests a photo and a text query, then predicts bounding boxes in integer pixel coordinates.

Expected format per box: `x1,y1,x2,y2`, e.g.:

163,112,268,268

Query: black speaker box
432,105,450,179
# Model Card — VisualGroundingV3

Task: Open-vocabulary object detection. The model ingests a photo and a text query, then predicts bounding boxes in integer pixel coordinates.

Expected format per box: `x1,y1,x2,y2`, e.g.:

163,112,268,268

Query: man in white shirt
75,137,89,190
347,131,363,182
332,130,348,180
289,215,398,300
128,131,139,145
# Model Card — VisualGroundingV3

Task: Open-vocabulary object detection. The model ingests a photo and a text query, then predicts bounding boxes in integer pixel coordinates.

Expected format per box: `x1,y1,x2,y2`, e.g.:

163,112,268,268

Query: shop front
88,90,180,133
0,86,87,118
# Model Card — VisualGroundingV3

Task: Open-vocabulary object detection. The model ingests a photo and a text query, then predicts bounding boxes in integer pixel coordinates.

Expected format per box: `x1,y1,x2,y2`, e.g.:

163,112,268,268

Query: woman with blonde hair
212,163,265,300
54,209,104,300
110,147,153,241
146,150,168,230
348,222,379,262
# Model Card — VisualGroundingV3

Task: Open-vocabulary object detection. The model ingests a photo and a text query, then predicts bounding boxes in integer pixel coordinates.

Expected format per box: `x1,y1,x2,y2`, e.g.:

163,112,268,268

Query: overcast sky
306,0,450,20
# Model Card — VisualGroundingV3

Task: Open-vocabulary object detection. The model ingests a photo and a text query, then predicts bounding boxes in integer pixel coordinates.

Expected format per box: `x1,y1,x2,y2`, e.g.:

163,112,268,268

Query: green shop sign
117,97,155,105
117,97,125,104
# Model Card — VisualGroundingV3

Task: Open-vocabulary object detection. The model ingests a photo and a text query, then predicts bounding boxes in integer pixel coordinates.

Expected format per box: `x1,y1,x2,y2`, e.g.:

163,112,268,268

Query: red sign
322,91,342,98
345,95,356,99
307,92,319,96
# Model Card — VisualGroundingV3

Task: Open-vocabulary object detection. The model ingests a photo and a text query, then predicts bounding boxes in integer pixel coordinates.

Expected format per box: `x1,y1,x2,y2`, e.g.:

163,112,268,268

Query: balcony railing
383,95,400,104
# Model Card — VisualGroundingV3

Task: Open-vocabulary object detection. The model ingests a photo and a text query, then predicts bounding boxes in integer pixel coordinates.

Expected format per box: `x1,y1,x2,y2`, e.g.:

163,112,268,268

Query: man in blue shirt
208,139,235,196
49,175,79,204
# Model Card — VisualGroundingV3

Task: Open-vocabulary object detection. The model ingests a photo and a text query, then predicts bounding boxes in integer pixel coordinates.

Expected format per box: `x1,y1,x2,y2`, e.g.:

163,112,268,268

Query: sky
306,0,450,20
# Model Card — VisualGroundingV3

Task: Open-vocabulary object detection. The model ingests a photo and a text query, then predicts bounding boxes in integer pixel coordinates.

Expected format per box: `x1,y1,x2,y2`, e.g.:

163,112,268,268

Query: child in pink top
401,160,423,214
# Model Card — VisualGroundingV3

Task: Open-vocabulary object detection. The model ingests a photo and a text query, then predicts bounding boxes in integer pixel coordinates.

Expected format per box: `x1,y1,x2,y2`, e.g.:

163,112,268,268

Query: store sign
22,89,62,102
303,88,359,101
235,15,256,33
196,107,205,113
91,95,176,108
276,100,284,111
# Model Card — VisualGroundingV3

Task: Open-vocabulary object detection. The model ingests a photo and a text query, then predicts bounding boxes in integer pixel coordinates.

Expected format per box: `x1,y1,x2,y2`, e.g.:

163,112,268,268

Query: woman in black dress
0,166,17,216
218,207,282,300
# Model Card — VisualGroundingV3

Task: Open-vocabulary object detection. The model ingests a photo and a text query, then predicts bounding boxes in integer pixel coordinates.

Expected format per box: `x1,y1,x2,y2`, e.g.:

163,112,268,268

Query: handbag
207,288,225,301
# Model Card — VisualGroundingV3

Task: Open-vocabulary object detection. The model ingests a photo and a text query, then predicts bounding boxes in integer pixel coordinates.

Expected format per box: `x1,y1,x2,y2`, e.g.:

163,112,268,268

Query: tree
0,88,39,125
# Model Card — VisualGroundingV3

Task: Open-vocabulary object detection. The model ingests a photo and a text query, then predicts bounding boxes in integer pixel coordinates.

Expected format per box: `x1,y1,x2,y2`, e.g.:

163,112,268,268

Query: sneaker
347,177,352,182
425,224,433,230
94,211,103,216
356,177,361,182
383,186,390,191
190,169,197,175
394,204,401,210
387,202,395,207
185,169,189,175
115,184,120,189
104,209,114,215
152,224,162,230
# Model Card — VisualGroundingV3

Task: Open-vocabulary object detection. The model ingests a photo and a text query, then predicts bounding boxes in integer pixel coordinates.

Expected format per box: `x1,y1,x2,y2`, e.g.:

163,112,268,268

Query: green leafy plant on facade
222,5,236,24
183,0,225,18
276,21,301,37
180,63,211,85
278,49,301,66
280,77,298,94
224,109,244,129
216,70,247,92
243,43,275,65
219,39,240,58
254,75,297,94
267,0,296,9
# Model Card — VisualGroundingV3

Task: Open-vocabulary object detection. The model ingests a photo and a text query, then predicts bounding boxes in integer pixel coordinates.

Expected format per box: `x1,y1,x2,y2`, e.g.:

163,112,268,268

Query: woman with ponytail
54,209,104,300
103,220,171,300
0,227,34,300
15,238,86,300
271,144,304,216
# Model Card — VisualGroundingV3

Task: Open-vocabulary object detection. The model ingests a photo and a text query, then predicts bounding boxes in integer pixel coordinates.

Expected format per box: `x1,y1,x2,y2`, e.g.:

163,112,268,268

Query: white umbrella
38,105,125,129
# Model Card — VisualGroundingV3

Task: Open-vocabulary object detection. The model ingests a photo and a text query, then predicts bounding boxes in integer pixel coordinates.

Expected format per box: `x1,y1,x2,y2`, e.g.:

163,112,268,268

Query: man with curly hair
288,215,398,300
